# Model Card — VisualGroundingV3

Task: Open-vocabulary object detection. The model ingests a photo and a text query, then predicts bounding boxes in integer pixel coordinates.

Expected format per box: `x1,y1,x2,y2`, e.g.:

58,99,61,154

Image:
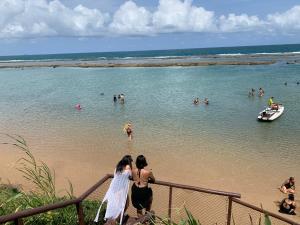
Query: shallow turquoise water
1,64,299,147
0,64,300,200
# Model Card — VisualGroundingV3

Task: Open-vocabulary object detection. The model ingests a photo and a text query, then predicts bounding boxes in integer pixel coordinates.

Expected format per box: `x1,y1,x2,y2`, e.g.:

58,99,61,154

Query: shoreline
0,60,276,69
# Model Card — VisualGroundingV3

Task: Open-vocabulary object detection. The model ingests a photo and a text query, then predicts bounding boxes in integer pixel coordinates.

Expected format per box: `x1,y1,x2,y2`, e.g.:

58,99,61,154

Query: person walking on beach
131,155,155,218
123,123,133,141
280,177,295,194
94,155,133,224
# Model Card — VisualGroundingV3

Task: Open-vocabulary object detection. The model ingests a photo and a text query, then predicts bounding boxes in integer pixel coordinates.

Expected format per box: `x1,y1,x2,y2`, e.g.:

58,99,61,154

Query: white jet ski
258,105,284,121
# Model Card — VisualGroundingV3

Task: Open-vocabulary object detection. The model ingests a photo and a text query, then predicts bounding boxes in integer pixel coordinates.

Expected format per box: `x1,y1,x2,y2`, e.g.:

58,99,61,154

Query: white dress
94,169,131,224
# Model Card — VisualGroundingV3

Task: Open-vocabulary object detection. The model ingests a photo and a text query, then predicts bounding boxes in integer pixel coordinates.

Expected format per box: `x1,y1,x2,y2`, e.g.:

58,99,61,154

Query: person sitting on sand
280,177,295,194
268,97,279,110
193,98,200,105
203,98,209,105
279,194,296,215
94,155,133,224
131,155,155,218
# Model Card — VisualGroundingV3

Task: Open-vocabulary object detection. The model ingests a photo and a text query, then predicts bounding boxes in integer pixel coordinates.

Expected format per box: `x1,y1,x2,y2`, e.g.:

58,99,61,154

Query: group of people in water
95,155,154,224
279,177,296,215
114,94,125,104
248,87,265,97
193,97,209,105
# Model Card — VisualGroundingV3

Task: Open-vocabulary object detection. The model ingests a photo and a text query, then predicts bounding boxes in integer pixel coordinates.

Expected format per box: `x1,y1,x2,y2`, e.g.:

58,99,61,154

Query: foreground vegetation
0,134,105,225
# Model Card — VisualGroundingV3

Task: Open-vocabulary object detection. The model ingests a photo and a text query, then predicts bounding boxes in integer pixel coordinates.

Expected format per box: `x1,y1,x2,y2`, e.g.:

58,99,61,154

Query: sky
0,0,300,56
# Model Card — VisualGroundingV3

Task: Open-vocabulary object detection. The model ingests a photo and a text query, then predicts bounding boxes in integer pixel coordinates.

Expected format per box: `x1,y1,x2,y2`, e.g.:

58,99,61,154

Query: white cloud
109,1,152,35
0,0,300,39
219,13,264,32
152,0,216,32
0,0,109,38
267,5,300,31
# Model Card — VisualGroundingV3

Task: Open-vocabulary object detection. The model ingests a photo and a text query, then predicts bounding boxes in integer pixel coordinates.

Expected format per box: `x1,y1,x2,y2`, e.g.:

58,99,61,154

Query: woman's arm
148,170,155,183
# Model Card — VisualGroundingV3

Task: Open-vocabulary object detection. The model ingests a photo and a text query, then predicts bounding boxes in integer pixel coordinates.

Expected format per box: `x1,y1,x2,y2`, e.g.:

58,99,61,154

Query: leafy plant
154,207,201,225
0,134,105,225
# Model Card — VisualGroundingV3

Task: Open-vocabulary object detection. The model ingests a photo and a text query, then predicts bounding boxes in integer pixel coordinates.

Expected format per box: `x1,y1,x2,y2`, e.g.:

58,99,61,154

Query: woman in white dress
95,155,133,224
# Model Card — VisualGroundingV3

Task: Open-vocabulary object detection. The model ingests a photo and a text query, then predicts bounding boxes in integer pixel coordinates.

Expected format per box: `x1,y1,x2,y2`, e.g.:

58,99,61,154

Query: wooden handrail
0,174,298,225
153,179,241,198
232,198,300,225
0,198,78,223
78,174,112,201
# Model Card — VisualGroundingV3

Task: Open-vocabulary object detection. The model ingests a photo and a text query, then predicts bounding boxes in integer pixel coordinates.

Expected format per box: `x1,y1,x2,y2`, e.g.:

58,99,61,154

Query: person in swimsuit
279,194,296,215
131,155,155,217
280,177,295,194
123,123,133,141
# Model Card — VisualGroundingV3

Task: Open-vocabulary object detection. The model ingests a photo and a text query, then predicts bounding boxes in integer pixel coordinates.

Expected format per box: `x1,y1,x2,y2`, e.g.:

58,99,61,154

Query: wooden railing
0,174,299,225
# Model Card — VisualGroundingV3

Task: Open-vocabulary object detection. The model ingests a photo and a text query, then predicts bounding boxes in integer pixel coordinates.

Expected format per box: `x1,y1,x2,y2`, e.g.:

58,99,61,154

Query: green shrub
0,134,105,225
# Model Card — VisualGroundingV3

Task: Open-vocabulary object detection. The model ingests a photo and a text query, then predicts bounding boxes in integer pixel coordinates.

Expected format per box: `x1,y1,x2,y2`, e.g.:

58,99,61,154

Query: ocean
1,43,300,62
0,44,299,217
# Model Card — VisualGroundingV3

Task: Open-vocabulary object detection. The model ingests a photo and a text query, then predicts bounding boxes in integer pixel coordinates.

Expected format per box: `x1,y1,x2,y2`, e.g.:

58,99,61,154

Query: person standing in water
258,88,264,97
123,123,133,141
204,98,209,105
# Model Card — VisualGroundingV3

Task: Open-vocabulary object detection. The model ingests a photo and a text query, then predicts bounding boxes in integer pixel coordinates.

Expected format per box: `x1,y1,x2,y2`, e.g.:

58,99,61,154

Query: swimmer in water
123,123,133,141
204,98,209,105
193,98,200,105
75,104,82,110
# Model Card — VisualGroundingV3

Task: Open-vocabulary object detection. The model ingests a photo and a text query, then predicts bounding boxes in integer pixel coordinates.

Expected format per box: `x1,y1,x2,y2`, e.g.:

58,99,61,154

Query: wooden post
14,218,24,225
227,197,233,225
76,202,85,225
168,187,173,220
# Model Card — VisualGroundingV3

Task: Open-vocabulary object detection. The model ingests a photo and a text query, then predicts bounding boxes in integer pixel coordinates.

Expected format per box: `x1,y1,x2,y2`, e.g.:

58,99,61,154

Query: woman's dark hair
288,194,295,201
136,155,148,169
116,155,133,173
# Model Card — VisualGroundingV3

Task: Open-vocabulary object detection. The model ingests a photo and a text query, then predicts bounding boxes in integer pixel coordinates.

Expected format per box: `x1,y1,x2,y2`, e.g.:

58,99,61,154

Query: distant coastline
1,43,300,68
